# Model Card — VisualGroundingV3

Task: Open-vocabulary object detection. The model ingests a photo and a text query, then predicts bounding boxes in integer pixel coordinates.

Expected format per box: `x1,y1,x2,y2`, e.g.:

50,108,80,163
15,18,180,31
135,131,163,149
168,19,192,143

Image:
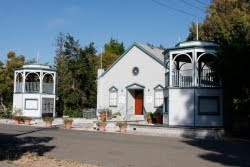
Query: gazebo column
53,73,56,94
40,71,42,93
192,50,196,87
169,53,173,87
22,71,26,93
14,72,17,93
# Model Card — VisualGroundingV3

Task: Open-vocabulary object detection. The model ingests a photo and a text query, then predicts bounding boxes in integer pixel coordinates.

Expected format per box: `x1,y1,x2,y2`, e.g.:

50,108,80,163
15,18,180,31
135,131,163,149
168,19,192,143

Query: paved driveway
0,124,249,167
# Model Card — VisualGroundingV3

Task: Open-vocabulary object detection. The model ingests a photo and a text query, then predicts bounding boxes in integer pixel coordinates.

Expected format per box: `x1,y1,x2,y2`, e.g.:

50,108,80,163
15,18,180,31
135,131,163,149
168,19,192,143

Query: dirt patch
7,153,100,167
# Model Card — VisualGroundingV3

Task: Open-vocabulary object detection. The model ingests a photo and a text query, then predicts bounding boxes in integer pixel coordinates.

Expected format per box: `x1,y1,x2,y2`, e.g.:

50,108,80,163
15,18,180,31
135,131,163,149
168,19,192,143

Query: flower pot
120,126,127,133
14,119,20,125
65,122,72,129
24,120,31,125
100,113,106,121
155,115,163,124
45,121,53,127
98,124,106,132
147,119,153,124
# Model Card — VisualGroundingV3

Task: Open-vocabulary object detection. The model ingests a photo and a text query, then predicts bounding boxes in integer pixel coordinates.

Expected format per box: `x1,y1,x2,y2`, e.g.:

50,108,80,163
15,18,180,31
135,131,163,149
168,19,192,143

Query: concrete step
127,115,145,122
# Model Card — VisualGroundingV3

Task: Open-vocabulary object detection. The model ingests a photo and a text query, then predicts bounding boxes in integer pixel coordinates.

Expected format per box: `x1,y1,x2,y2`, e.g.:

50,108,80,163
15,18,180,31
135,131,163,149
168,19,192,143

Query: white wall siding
169,89,195,126
13,93,56,118
168,88,223,127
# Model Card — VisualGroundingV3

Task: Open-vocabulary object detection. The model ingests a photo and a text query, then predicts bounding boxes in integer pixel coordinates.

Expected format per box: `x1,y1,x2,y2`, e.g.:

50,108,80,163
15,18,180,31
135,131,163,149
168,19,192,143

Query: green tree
0,51,25,112
54,33,99,117
101,38,125,69
104,38,125,56
187,0,250,130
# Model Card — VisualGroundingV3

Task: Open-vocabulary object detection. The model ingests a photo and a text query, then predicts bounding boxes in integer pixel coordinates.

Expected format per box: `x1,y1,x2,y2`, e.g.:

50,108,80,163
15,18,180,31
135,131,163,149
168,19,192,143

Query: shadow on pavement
182,139,250,167
0,128,55,161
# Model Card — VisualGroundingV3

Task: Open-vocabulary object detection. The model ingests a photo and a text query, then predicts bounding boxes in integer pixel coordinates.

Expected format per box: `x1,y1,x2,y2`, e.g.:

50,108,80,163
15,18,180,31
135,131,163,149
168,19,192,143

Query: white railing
171,69,220,88
43,83,54,94
172,69,193,87
124,106,134,121
198,69,220,87
16,83,23,92
25,82,40,92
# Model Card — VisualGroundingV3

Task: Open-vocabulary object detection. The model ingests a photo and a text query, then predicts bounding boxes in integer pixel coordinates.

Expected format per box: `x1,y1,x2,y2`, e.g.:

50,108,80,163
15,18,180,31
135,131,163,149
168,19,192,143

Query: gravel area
7,153,99,167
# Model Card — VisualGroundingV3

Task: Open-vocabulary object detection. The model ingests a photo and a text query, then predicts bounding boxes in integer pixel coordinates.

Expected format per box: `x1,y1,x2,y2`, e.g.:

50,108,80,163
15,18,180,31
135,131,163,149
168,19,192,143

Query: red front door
135,90,143,115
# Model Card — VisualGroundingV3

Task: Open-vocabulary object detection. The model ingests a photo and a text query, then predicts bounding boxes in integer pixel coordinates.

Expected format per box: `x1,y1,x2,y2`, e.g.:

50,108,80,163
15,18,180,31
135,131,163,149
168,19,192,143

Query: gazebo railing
198,69,220,87
16,83,23,93
171,69,220,88
172,69,193,87
43,83,54,94
25,82,40,93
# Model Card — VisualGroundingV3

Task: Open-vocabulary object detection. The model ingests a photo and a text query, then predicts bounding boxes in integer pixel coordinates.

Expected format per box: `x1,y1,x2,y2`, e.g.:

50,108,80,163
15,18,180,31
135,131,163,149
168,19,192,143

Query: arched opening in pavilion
42,73,54,94
15,73,23,92
197,53,220,87
25,72,40,92
172,53,193,87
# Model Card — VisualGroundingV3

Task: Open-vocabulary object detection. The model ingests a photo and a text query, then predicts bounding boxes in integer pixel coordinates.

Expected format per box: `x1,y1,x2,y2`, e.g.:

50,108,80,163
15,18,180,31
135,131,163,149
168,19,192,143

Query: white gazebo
13,64,57,118
164,41,223,127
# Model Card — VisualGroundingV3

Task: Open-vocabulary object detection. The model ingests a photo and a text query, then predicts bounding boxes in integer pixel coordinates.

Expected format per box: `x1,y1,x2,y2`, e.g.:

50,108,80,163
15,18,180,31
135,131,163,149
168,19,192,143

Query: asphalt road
0,124,250,167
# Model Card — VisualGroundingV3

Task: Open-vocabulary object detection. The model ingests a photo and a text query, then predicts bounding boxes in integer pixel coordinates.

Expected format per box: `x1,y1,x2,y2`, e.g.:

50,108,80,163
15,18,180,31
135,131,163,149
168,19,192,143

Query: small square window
198,96,220,115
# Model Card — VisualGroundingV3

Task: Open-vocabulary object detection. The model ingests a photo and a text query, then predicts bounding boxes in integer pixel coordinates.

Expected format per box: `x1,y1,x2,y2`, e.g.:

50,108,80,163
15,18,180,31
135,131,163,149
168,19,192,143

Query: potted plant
147,112,153,124
154,109,163,124
96,121,106,132
64,118,74,129
23,117,32,125
116,121,127,133
12,108,23,125
99,108,112,121
112,112,121,118
43,117,54,127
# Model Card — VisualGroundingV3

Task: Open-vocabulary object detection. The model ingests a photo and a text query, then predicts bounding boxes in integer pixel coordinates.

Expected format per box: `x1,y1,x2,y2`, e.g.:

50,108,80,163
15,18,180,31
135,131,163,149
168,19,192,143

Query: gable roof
126,83,145,90
99,42,165,78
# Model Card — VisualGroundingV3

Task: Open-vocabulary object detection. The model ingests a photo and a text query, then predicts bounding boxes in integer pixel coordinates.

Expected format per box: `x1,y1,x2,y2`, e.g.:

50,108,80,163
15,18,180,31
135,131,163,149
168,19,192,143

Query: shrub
154,109,163,116
63,108,83,118
12,116,22,121
63,118,73,124
146,112,153,120
99,108,112,118
12,108,23,117
116,121,127,127
22,116,32,121
112,112,121,116
0,111,12,118
96,121,106,126
43,117,54,122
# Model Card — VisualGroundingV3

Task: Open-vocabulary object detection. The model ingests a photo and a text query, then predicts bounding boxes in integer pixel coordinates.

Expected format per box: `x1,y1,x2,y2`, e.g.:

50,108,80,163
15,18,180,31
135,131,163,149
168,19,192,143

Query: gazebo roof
163,41,219,54
15,63,56,72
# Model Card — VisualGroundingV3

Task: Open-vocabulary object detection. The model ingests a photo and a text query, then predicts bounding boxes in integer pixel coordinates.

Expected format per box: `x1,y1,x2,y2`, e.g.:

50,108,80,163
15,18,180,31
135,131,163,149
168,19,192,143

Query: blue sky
0,0,209,65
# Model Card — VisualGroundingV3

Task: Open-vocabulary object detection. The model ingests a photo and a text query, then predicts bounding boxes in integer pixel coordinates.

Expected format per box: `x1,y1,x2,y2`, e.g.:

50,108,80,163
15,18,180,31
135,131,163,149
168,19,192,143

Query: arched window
109,86,118,107
154,85,164,107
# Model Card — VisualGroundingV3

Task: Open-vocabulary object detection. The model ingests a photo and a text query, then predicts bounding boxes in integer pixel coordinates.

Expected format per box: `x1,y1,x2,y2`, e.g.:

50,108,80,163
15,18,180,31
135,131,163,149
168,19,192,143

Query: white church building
97,43,165,120
97,41,223,127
